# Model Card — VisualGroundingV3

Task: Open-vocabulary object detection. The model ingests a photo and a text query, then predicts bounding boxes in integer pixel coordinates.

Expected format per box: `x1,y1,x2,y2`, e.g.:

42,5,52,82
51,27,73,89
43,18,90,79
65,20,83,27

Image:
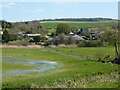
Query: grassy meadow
41,20,117,29
2,46,119,88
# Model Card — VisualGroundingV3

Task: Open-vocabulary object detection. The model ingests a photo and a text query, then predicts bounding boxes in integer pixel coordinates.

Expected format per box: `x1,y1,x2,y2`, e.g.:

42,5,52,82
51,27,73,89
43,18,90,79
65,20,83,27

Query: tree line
41,18,113,21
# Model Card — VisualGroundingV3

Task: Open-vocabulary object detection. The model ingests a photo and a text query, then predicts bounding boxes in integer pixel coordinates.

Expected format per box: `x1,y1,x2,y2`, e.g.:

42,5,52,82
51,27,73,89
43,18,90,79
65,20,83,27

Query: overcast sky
1,2,118,22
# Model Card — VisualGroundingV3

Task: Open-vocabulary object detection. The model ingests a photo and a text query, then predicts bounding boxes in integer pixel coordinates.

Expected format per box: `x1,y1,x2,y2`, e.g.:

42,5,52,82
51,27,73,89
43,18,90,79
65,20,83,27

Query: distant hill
40,18,114,22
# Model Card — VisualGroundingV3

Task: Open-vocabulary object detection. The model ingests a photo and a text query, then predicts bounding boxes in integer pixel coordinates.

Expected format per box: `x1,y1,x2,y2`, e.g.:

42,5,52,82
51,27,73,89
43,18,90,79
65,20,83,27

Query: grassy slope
50,46,116,61
2,47,119,88
41,20,117,29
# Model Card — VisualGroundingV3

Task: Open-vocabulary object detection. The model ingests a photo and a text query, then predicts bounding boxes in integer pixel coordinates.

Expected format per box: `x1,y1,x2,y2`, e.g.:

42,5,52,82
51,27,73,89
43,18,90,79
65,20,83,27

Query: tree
70,25,79,32
66,36,75,45
53,33,66,45
33,36,41,44
101,29,119,63
12,21,47,35
56,23,71,35
2,30,10,43
117,20,120,61
0,20,12,29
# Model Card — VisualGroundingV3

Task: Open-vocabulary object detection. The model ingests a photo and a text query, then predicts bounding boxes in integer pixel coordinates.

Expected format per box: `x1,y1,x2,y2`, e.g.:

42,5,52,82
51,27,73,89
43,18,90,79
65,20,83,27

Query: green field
2,62,35,72
41,20,117,29
2,47,119,88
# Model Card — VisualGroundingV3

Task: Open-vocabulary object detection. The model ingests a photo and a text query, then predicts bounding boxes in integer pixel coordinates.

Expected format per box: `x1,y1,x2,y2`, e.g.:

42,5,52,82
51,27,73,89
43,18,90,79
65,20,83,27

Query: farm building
50,34,85,42
22,34,41,37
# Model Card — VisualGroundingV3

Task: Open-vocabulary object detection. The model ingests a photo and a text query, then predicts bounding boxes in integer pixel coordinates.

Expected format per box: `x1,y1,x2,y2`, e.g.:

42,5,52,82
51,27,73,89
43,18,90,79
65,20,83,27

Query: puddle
2,56,61,76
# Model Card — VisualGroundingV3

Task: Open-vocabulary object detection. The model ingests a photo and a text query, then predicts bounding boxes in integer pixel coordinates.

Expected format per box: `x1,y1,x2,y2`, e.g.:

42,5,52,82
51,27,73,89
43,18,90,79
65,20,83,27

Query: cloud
24,9,43,13
0,2,15,8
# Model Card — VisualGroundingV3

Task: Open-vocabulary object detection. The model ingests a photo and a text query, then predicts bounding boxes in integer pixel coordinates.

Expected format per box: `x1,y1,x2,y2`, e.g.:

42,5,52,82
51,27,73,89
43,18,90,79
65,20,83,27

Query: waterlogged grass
2,56,60,77
2,47,119,88
2,62,35,72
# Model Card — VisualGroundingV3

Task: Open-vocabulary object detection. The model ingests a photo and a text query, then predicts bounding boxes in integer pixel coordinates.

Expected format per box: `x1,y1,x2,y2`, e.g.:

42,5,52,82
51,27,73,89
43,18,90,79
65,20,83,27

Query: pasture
41,20,117,29
2,46,119,88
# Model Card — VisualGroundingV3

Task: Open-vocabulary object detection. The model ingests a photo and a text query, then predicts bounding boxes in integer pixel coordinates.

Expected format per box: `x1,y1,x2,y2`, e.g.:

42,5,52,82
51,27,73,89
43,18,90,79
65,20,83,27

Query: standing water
2,56,61,76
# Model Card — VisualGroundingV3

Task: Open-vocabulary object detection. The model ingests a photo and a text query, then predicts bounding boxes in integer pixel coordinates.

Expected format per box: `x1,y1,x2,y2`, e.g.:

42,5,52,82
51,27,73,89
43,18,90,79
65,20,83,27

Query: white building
20,33,41,37
0,31,3,35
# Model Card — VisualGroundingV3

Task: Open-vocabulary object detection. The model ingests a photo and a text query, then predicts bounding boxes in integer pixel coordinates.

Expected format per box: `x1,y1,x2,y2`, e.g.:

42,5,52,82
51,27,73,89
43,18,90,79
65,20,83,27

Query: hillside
41,20,118,29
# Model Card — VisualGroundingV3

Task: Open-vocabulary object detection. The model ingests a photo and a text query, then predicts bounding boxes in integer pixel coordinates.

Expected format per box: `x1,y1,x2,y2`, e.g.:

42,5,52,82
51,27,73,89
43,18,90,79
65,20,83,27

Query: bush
8,39,30,46
78,40,103,47
65,37,76,45
44,41,52,46
77,41,86,47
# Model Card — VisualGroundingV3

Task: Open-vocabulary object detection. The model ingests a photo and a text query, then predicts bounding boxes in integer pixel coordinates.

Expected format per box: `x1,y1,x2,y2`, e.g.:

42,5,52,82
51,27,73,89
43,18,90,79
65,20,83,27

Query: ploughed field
2,47,119,88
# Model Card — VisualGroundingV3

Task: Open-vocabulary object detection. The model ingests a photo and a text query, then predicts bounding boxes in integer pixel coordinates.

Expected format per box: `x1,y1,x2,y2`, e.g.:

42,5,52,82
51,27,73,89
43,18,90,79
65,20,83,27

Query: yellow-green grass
2,47,119,88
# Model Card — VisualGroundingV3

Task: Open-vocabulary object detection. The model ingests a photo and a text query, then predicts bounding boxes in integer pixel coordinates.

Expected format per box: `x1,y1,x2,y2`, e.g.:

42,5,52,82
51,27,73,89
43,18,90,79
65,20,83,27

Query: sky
0,2,118,22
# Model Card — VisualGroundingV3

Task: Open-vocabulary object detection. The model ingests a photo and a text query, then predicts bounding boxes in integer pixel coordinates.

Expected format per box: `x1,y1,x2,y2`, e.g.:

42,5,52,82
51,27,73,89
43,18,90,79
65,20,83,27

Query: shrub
77,41,86,47
44,41,52,46
78,40,103,47
8,39,29,46
33,36,41,44
65,37,76,45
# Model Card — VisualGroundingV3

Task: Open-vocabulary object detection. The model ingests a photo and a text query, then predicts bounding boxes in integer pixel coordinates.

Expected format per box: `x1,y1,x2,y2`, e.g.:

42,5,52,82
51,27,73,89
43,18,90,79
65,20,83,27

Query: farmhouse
72,35,85,41
18,32,41,37
69,32,74,35
22,34,41,37
0,31,3,35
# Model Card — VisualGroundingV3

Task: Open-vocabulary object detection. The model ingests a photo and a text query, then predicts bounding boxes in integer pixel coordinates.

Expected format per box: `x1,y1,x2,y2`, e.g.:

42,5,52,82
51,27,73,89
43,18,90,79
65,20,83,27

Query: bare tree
101,29,120,64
